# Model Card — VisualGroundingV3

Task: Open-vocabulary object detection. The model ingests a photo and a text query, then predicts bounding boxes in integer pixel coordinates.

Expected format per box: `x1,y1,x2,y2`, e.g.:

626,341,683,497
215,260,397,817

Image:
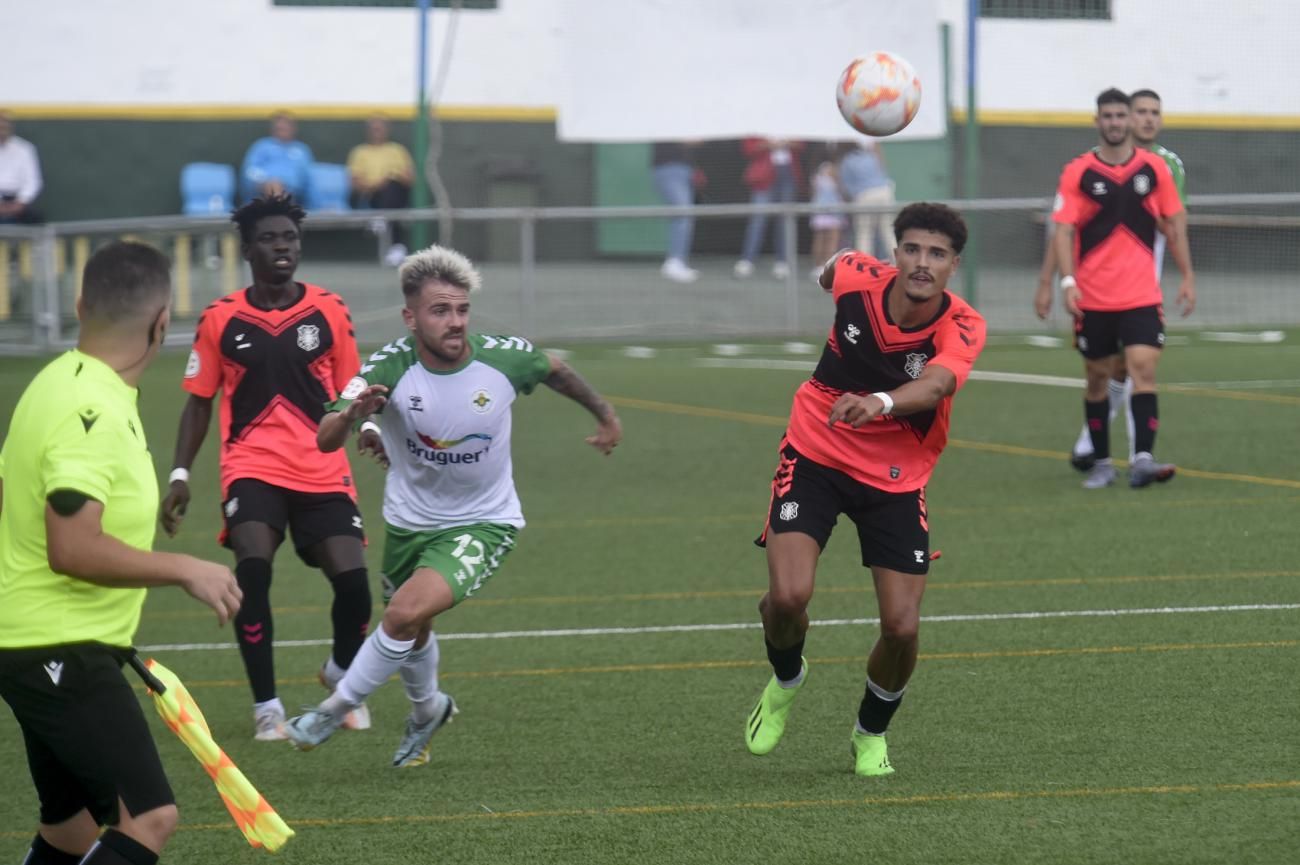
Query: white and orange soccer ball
835,51,922,137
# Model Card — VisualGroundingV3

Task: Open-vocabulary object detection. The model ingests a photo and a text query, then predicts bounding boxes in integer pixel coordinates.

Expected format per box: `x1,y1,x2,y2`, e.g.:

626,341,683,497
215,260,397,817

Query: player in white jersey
286,245,622,765
1034,88,1189,472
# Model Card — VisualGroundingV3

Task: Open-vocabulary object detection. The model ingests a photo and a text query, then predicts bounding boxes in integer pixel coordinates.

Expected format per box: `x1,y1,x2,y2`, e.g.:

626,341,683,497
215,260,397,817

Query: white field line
136,602,1300,652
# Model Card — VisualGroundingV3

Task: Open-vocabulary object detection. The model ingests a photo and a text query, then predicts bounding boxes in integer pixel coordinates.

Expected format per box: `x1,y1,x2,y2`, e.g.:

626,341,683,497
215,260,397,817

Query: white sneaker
660,258,699,283
253,703,288,741
384,243,408,267
772,261,791,280
733,260,754,278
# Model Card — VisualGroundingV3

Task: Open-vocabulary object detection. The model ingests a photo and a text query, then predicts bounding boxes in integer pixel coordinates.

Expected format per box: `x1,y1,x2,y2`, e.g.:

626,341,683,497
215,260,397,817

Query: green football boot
745,659,807,756
850,728,895,777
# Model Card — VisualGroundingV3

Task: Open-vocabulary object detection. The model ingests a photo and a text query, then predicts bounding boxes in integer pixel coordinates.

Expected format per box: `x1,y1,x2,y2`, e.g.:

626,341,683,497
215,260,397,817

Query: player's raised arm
318,383,388,452
542,355,622,455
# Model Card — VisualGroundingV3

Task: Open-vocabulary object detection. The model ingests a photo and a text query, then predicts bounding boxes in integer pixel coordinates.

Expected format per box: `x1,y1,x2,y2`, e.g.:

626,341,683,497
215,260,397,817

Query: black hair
1096,87,1131,109
80,240,171,324
1130,88,1161,103
231,193,306,243
893,202,968,254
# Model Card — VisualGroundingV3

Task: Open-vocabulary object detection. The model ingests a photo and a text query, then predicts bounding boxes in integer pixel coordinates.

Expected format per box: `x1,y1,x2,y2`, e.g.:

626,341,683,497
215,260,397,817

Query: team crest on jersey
297,324,320,351
1133,174,1151,195
340,376,367,400
470,389,493,414
185,350,200,379
904,352,928,379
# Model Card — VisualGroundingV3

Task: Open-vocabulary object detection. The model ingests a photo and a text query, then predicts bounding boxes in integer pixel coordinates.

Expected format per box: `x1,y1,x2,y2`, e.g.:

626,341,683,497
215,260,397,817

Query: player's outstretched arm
1052,223,1083,317
48,498,242,625
542,356,622,455
318,383,389,453
827,365,958,429
160,394,214,537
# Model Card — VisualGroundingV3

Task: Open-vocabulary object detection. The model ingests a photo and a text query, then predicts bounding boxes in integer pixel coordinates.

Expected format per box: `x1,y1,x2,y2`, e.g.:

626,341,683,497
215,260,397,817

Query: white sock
1106,377,1127,420
1073,423,1093,457
401,634,447,724
867,677,906,702
778,666,806,689
326,627,413,715
321,656,347,689
1122,377,1136,460
254,697,284,716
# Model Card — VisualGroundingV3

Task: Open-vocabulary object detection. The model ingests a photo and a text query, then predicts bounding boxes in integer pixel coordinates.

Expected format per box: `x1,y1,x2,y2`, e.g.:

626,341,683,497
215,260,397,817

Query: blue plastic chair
305,163,351,213
180,163,236,216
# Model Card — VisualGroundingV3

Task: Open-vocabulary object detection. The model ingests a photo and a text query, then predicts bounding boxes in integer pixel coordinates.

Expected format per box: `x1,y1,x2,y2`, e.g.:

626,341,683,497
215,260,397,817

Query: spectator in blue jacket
241,113,314,203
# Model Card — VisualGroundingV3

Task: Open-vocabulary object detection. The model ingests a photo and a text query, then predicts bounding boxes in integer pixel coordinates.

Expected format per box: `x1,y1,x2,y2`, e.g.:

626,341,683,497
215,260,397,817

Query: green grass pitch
1,333,1298,864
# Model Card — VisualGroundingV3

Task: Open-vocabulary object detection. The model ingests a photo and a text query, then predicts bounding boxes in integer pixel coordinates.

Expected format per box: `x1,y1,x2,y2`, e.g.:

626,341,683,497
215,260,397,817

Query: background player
283,245,622,766
0,241,241,865
1036,87,1190,472
1052,88,1195,490
159,194,374,740
745,203,986,777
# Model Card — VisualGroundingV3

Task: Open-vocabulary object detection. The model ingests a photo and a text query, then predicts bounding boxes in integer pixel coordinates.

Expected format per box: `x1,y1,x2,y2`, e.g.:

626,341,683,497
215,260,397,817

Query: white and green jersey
332,333,551,532
1149,142,1187,279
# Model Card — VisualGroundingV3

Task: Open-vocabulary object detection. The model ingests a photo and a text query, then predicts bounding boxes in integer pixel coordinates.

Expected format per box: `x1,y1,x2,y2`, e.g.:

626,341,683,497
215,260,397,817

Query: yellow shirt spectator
347,141,414,192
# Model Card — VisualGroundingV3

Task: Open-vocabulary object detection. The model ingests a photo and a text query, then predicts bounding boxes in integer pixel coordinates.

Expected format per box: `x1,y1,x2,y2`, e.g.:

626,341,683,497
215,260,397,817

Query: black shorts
755,440,930,575
0,644,174,826
221,478,365,567
1074,304,1165,359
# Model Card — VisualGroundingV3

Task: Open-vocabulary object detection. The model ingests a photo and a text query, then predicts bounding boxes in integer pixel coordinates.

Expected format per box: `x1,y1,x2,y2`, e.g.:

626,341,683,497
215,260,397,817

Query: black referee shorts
0,643,174,826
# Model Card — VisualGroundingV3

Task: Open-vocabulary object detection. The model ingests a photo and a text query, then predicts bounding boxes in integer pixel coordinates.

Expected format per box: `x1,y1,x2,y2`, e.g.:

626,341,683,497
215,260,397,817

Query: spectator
734,138,803,279
839,139,895,258
0,111,43,224
240,112,313,203
651,141,700,283
808,160,845,279
348,115,415,266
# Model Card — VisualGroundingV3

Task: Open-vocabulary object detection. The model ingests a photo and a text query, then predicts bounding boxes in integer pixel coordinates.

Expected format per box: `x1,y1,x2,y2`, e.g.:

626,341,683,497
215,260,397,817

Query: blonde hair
398,244,483,297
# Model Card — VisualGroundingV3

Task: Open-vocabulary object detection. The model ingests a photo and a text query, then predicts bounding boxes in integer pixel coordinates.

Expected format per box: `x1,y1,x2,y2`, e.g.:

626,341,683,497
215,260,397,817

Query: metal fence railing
4,193,1298,354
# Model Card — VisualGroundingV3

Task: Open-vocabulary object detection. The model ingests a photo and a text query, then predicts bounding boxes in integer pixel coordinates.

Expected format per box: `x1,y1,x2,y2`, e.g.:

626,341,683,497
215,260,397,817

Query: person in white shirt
0,111,43,224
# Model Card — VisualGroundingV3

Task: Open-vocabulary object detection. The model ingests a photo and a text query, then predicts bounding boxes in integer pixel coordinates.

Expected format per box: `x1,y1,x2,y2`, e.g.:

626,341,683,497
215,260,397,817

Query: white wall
4,0,1298,117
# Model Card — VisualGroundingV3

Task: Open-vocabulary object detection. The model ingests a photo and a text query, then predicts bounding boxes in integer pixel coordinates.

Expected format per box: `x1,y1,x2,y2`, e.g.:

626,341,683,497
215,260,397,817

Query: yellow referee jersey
0,350,158,648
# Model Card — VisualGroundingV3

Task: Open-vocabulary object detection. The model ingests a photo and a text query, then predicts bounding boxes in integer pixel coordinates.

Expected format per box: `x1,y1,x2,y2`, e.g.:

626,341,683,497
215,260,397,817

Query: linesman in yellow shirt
0,241,242,865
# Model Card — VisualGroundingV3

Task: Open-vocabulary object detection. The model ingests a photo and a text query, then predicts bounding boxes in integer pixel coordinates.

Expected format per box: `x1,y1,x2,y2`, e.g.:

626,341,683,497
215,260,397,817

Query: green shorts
380,522,519,606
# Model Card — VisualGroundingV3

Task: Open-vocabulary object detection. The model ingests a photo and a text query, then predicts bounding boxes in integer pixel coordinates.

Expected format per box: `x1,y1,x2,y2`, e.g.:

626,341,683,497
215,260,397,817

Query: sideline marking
136,603,1300,652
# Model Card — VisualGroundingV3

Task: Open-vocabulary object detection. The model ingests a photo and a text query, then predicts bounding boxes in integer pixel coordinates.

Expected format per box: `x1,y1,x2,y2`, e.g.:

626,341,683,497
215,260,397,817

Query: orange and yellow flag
144,658,295,853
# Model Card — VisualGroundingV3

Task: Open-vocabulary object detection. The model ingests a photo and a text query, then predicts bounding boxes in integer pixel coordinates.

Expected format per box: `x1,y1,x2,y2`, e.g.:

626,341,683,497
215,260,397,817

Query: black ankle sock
234,557,275,703
857,680,905,734
328,568,372,669
1085,398,1110,460
80,830,159,865
25,834,82,865
1131,392,1158,455
765,637,805,683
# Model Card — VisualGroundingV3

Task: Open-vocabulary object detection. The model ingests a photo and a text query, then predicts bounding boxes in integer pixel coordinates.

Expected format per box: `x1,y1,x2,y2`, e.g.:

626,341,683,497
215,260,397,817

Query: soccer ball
835,51,922,137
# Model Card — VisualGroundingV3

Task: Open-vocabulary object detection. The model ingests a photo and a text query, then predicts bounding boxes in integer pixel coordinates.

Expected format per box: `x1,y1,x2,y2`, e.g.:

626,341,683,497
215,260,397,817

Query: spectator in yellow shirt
347,115,415,266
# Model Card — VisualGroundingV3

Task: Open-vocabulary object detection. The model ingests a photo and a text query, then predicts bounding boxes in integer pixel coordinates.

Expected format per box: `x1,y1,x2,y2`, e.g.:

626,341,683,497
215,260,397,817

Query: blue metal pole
412,0,431,248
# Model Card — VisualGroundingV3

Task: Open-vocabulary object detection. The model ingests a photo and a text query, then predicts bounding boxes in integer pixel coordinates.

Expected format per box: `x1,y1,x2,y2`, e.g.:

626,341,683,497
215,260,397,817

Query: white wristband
359,421,381,436
1059,275,1077,291
872,391,894,415
168,467,190,485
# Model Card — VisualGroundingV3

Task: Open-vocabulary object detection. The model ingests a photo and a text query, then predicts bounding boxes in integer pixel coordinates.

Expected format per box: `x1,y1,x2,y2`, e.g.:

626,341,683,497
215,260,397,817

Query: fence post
782,208,799,334
174,234,193,317
36,226,61,349
520,212,537,338
0,241,9,322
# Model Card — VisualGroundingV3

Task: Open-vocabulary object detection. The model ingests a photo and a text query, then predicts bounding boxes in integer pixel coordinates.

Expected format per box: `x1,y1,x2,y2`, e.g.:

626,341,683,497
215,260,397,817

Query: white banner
556,0,945,142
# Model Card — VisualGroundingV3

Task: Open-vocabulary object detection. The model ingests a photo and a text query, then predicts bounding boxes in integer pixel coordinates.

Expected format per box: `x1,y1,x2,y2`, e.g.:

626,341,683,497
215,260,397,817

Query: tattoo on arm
544,363,614,422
